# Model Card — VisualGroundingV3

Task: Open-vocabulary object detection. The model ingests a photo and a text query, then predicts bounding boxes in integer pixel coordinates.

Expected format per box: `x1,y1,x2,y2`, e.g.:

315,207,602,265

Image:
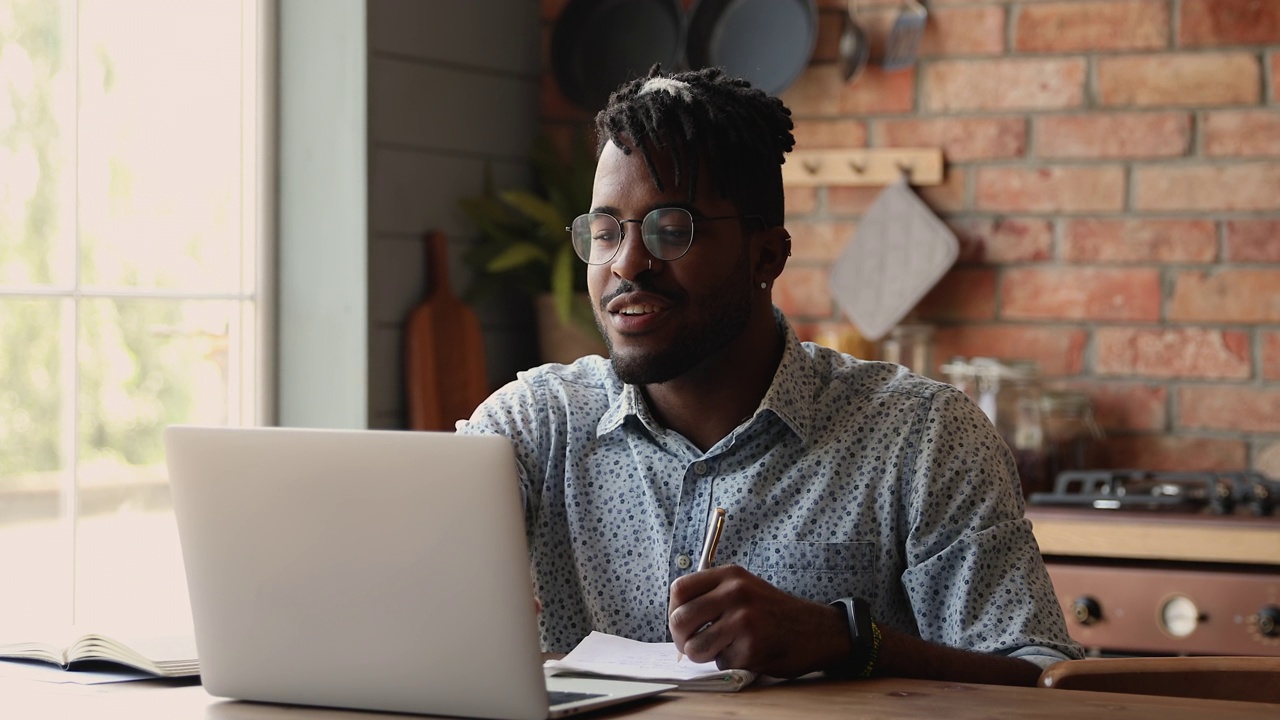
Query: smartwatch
828,596,880,678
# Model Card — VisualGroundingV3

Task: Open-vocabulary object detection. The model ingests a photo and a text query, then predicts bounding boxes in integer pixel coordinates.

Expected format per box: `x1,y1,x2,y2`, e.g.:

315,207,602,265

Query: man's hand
668,565,851,678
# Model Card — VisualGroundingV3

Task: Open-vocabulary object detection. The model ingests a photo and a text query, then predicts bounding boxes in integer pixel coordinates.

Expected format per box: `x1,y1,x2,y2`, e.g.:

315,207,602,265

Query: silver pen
677,507,727,662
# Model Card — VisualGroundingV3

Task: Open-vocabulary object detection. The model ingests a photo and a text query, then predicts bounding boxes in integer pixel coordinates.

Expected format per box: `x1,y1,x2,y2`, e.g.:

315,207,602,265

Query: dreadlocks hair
594,65,796,229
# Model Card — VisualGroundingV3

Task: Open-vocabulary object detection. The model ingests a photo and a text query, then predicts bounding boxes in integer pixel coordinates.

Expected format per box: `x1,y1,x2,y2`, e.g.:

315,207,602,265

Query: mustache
599,280,675,310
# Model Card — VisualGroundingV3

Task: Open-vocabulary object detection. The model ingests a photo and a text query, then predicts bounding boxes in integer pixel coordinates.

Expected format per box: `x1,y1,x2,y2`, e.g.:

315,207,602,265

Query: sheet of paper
0,660,154,685
544,631,753,685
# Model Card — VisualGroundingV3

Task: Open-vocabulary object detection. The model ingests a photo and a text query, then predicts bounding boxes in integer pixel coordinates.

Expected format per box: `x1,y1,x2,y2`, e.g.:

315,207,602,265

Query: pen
697,507,726,572
677,507,727,662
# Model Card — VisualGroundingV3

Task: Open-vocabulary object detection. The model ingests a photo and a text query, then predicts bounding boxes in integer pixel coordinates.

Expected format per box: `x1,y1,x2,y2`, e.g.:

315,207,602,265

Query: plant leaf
552,244,577,324
487,242,549,272
501,190,565,239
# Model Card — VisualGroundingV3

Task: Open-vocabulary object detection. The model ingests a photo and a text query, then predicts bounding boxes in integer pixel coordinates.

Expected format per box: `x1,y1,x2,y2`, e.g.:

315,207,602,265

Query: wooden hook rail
782,148,944,187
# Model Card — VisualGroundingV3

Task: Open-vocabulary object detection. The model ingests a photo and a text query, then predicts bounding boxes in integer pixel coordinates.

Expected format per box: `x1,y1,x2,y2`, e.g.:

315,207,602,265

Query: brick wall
540,0,1280,476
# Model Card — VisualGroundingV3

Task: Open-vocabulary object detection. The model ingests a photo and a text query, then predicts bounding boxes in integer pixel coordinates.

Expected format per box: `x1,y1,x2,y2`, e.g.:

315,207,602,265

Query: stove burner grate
1029,469,1277,516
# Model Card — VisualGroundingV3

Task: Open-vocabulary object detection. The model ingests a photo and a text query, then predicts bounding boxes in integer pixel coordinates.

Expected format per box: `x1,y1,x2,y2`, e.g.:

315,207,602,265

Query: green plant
460,133,597,332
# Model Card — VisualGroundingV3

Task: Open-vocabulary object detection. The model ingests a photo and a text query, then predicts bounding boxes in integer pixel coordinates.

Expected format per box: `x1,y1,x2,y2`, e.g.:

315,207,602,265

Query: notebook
164,426,674,720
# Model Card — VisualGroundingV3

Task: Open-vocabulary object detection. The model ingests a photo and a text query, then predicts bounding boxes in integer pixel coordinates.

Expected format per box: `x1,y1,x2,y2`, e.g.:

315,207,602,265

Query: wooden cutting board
404,231,489,430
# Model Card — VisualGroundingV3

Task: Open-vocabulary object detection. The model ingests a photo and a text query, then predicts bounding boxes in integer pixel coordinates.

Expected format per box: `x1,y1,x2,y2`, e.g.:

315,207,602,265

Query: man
458,65,1083,684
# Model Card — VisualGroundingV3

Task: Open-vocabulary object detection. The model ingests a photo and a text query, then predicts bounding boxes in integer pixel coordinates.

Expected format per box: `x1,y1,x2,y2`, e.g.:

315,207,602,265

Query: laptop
164,426,674,719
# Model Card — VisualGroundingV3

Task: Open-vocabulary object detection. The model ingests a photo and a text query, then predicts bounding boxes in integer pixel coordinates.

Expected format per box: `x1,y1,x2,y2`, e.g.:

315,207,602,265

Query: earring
647,259,652,271
760,282,767,289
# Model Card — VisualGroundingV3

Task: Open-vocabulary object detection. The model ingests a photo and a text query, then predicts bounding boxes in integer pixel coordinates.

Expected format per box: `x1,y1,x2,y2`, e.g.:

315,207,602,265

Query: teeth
618,305,659,315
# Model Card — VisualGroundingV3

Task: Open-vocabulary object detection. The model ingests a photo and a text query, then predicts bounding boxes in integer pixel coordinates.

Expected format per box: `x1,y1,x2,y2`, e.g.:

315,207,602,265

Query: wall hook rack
782,148,943,187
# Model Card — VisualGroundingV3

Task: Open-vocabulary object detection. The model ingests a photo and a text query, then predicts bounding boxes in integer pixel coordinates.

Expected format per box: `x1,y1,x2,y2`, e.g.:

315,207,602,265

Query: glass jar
998,361,1047,498
812,321,877,359
880,324,935,377
940,357,1048,498
1041,390,1104,487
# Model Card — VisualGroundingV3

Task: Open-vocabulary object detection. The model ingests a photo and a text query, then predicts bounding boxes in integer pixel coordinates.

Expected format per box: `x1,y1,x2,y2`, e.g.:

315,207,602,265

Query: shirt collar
596,308,817,446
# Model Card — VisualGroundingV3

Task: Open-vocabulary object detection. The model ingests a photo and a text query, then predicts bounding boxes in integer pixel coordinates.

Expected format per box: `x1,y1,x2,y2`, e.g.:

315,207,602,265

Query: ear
753,225,792,286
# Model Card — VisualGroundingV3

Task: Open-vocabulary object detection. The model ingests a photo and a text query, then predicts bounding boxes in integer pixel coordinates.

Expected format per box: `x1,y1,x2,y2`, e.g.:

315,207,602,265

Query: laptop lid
164,427,670,720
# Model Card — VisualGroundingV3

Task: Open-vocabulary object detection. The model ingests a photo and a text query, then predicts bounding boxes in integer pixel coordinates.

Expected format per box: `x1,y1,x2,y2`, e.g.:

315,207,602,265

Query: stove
1026,470,1280,657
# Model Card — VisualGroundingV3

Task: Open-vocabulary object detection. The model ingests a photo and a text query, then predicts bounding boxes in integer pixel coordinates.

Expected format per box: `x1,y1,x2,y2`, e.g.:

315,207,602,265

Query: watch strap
828,597,880,679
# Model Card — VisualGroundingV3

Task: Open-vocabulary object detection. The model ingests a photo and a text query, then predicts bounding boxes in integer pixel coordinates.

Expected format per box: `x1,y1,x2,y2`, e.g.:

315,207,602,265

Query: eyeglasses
567,207,761,265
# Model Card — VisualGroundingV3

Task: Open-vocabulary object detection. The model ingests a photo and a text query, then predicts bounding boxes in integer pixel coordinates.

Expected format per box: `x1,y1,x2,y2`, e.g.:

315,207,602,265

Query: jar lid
1041,390,1091,412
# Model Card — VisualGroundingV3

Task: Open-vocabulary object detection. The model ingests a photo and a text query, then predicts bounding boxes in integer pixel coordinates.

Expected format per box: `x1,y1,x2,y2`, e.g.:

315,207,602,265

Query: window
0,0,271,632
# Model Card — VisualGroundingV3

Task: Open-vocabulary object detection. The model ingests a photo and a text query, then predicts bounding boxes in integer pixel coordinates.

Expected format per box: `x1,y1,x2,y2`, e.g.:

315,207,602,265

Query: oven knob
1159,595,1200,638
1257,606,1280,638
1071,596,1102,626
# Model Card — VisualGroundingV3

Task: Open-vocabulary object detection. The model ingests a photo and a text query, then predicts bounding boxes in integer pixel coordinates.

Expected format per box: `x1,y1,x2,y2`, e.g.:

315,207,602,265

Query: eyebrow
589,202,700,217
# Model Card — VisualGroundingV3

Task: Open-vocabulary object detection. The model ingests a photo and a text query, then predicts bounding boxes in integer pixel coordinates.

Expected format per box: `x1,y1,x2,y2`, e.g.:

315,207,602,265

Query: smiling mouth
614,304,663,316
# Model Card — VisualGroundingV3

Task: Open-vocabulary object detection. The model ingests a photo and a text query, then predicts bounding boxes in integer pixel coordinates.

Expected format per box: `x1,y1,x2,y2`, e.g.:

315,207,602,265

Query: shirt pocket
747,541,876,604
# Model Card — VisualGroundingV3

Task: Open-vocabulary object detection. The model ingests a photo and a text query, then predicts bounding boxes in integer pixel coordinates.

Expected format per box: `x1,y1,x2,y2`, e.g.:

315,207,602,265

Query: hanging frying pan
551,0,685,113
685,0,817,96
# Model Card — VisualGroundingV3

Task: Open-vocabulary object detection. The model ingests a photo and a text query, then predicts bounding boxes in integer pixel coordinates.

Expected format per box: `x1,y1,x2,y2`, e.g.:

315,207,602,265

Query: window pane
77,0,245,292
0,0,75,288
74,297,249,629
0,297,72,627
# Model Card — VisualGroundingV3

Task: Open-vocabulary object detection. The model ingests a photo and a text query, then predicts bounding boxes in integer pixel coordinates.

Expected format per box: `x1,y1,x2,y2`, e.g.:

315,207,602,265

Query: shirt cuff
1006,645,1072,671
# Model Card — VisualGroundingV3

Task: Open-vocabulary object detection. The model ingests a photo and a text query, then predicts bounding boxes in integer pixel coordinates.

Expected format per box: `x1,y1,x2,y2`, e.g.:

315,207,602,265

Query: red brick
948,217,1054,264
921,6,1006,56
1062,219,1217,263
915,167,967,214
783,65,915,117
1272,52,1280,102
933,325,1088,376
1098,436,1247,472
1055,382,1167,432
1134,163,1280,212
793,119,868,149
1179,386,1280,433
1264,331,1280,380
924,59,1086,112
1226,221,1280,262
1204,110,1280,157
1096,327,1252,379
877,117,1026,162
1258,441,1280,478
1016,1,1169,53
1170,269,1280,323
1179,0,1280,46
1002,267,1161,321
785,187,818,215
828,168,967,216
1097,53,1261,107
786,220,857,261
1035,113,1190,159
811,9,841,63
913,268,997,322
775,266,833,319
975,166,1125,213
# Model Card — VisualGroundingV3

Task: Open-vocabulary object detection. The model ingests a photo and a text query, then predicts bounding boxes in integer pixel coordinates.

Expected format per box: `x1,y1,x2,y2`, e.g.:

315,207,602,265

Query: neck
641,310,785,453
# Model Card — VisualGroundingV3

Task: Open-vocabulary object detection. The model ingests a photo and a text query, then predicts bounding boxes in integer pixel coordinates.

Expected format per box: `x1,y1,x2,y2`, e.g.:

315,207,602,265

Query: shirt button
694,461,708,475
675,554,692,569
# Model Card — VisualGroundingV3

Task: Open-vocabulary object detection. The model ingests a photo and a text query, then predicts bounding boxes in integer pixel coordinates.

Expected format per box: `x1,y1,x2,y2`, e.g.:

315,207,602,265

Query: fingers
669,566,746,662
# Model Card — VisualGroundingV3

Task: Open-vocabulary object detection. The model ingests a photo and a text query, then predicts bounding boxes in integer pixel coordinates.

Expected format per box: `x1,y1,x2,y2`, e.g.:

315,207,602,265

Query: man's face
587,141,755,385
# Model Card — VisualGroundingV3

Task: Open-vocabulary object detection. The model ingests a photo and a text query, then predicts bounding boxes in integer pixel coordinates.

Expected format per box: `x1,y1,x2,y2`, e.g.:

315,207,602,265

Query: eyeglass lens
570,208,696,265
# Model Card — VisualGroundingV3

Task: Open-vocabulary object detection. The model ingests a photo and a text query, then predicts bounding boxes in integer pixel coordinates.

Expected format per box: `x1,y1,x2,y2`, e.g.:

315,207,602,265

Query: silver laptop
164,426,673,719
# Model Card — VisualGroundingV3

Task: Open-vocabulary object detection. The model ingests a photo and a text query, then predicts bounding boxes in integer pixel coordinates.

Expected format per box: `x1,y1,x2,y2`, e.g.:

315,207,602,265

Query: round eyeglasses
567,207,761,265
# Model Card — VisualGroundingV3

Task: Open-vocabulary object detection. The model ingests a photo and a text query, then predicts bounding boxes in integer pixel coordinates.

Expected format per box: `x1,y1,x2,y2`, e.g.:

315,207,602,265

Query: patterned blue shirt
458,313,1084,667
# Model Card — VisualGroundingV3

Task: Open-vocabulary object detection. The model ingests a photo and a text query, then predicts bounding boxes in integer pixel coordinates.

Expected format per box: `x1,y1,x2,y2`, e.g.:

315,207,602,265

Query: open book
544,631,757,692
0,629,199,678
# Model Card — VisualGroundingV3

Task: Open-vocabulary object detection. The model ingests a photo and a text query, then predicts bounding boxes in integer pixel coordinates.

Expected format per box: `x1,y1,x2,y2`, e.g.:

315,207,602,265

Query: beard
596,252,754,385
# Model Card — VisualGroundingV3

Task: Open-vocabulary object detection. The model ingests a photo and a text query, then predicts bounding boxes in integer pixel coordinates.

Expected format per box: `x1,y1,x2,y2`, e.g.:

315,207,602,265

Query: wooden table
4,674,1277,719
